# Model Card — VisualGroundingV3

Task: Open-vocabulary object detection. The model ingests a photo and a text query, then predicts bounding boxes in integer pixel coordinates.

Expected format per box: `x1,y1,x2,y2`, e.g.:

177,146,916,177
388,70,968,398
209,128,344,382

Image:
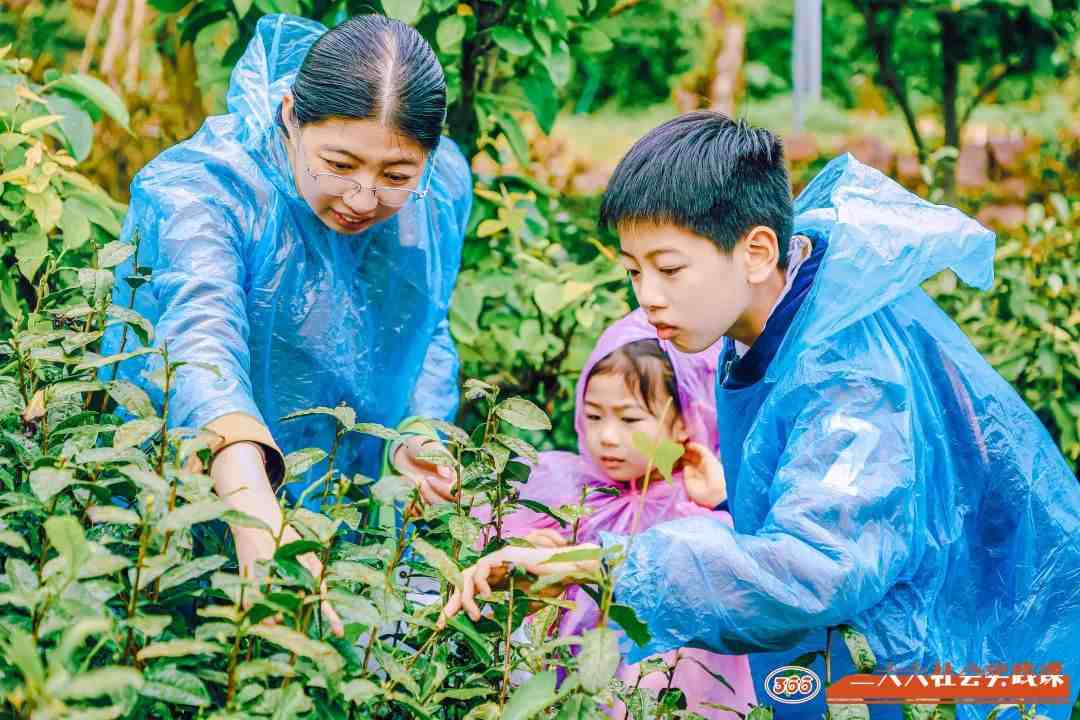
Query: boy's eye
625,268,640,279
326,160,352,171
659,266,683,276
385,173,411,184
585,414,601,422
622,417,644,424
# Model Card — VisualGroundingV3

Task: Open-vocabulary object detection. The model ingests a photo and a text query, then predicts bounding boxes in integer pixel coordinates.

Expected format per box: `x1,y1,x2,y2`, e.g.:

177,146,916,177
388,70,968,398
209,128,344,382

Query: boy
440,113,1080,719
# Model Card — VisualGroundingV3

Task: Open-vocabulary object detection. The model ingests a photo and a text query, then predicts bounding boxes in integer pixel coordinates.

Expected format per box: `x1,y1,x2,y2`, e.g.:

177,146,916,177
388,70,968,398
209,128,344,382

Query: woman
105,14,471,632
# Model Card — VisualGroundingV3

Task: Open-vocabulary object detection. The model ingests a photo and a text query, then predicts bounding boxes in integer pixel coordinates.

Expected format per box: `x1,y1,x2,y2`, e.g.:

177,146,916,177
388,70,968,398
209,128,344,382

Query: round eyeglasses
294,125,431,209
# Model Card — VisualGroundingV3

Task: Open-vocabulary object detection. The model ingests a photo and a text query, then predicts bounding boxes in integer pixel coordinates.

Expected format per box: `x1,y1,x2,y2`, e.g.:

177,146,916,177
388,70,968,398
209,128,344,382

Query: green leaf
747,707,775,720
412,536,463,587
137,639,224,661
140,666,211,707
534,280,592,317
576,27,612,52
106,304,155,345
285,447,326,477
544,43,573,87
29,466,75,503
578,628,619,693
25,189,63,234
78,267,115,308
98,240,136,269
113,416,163,449
126,614,172,638
45,94,93,162
827,704,871,720
495,397,551,431
494,110,530,167
51,74,130,131
343,678,380,705
491,27,533,56
65,193,122,235
437,15,466,52
837,625,877,673
326,590,380,626
448,514,482,546
233,0,253,17
349,421,401,441
247,624,344,674
12,227,48,281
502,670,559,720
609,603,651,647
160,499,228,532
157,554,228,592
328,560,387,589
544,547,602,564
381,0,423,24
2,628,45,689
86,505,141,525
107,381,155,418
0,530,29,553
59,666,143,699
522,69,558,134
44,514,90,577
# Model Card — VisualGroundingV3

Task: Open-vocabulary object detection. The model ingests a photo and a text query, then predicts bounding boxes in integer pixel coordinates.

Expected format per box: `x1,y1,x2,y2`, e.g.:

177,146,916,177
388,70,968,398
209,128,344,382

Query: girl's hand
437,544,601,627
523,528,570,549
681,442,728,508
392,435,459,508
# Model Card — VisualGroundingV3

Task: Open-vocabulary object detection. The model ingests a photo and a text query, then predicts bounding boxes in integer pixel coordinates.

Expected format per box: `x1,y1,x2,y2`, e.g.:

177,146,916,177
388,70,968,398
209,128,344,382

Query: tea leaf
29,466,75,503
137,639,224,661
113,416,162,449
342,678,380,705
44,514,89,577
494,433,538,463
328,560,387,589
837,625,877,673
160,500,227,532
247,624,344,674
58,666,143,699
412,537,463,587
495,397,551,431
140,666,211,707
502,670,559,720
608,603,651,647
284,447,326,477
578,628,619,693
157,554,228,592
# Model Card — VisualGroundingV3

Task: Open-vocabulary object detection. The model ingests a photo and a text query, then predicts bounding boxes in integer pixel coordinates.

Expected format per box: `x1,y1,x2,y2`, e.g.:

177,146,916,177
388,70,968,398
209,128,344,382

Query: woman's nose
342,187,379,213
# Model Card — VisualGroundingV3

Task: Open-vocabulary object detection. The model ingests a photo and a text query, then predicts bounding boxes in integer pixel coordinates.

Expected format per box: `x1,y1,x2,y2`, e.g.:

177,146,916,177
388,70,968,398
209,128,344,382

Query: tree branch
854,0,926,162
960,55,1029,127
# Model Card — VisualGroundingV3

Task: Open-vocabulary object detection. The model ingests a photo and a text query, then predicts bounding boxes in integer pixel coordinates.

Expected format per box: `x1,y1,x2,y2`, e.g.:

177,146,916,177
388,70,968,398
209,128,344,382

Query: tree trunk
938,9,960,200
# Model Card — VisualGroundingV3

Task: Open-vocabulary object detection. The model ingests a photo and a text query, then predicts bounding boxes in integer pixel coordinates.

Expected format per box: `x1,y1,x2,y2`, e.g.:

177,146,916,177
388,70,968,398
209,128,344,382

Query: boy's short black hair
600,111,794,267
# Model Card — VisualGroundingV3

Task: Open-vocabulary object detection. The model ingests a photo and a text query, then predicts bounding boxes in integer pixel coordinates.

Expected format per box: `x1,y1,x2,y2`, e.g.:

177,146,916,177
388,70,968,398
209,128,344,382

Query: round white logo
763,665,822,705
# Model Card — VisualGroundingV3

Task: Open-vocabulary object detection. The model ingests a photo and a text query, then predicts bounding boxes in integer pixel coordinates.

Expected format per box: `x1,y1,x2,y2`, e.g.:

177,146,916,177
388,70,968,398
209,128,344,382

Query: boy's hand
681,442,728,508
437,544,601,627
393,436,459,509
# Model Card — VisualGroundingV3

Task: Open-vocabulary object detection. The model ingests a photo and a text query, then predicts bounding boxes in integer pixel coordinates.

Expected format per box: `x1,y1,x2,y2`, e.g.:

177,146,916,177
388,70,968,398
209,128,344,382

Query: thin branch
80,0,112,74
855,0,926,161
960,55,1028,126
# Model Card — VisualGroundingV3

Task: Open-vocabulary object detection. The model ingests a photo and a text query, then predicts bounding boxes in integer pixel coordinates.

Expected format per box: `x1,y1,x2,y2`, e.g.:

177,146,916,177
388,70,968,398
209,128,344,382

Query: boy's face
618,221,752,353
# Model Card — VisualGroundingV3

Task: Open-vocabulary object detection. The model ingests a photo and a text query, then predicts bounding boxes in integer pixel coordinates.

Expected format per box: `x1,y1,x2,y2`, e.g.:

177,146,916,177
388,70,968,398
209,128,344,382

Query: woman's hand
681,442,728,509
213,442,343,637
392,435,459,509
437,543,601,627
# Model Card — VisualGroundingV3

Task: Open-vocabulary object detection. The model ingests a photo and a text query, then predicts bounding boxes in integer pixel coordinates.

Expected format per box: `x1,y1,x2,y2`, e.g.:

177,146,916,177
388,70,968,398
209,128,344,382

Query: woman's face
582,371,688,483
282,94,428,235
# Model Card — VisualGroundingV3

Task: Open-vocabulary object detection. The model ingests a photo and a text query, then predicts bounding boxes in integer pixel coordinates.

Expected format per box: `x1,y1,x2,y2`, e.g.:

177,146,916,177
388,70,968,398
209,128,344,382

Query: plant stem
499,573,515,711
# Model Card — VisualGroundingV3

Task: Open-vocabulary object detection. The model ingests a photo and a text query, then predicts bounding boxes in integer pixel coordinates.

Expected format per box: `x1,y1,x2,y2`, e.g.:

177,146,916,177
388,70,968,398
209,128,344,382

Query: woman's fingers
460,563,483,621
525,529,569,548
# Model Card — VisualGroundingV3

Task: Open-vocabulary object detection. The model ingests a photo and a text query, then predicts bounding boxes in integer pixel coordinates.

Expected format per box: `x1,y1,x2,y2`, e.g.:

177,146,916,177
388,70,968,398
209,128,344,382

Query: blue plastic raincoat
103,14,472,492
609,155,1080,719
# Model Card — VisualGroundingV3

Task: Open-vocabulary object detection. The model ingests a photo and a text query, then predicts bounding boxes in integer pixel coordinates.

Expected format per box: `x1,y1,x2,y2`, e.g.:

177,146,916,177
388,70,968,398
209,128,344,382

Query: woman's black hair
289,14,446,151
589,339,683,421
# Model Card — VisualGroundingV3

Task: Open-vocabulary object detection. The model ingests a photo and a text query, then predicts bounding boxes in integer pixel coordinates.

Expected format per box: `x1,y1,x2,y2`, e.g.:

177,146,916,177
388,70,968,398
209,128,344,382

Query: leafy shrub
452,182,630,450
925,194,1080,473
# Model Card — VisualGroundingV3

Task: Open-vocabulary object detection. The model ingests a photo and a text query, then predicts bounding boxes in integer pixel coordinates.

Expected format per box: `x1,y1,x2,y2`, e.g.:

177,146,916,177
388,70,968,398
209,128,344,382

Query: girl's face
281,94,428,235
582,371,688,483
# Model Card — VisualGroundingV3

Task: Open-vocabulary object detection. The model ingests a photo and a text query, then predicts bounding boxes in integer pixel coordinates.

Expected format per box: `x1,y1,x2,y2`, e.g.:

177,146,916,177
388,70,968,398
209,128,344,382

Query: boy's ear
742,225,781,284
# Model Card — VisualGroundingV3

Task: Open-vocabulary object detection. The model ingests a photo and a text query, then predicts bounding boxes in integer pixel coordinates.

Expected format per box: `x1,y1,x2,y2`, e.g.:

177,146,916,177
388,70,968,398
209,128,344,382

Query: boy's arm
611,372,917,658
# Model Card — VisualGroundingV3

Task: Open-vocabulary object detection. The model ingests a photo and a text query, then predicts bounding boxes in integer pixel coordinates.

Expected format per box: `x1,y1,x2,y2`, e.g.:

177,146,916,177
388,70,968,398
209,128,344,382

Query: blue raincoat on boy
609,155,1080,719
103,15,472,492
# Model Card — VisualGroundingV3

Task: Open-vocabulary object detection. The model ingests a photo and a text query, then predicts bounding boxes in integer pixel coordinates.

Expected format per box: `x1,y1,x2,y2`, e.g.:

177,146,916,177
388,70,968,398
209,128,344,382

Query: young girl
495,308,757,719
